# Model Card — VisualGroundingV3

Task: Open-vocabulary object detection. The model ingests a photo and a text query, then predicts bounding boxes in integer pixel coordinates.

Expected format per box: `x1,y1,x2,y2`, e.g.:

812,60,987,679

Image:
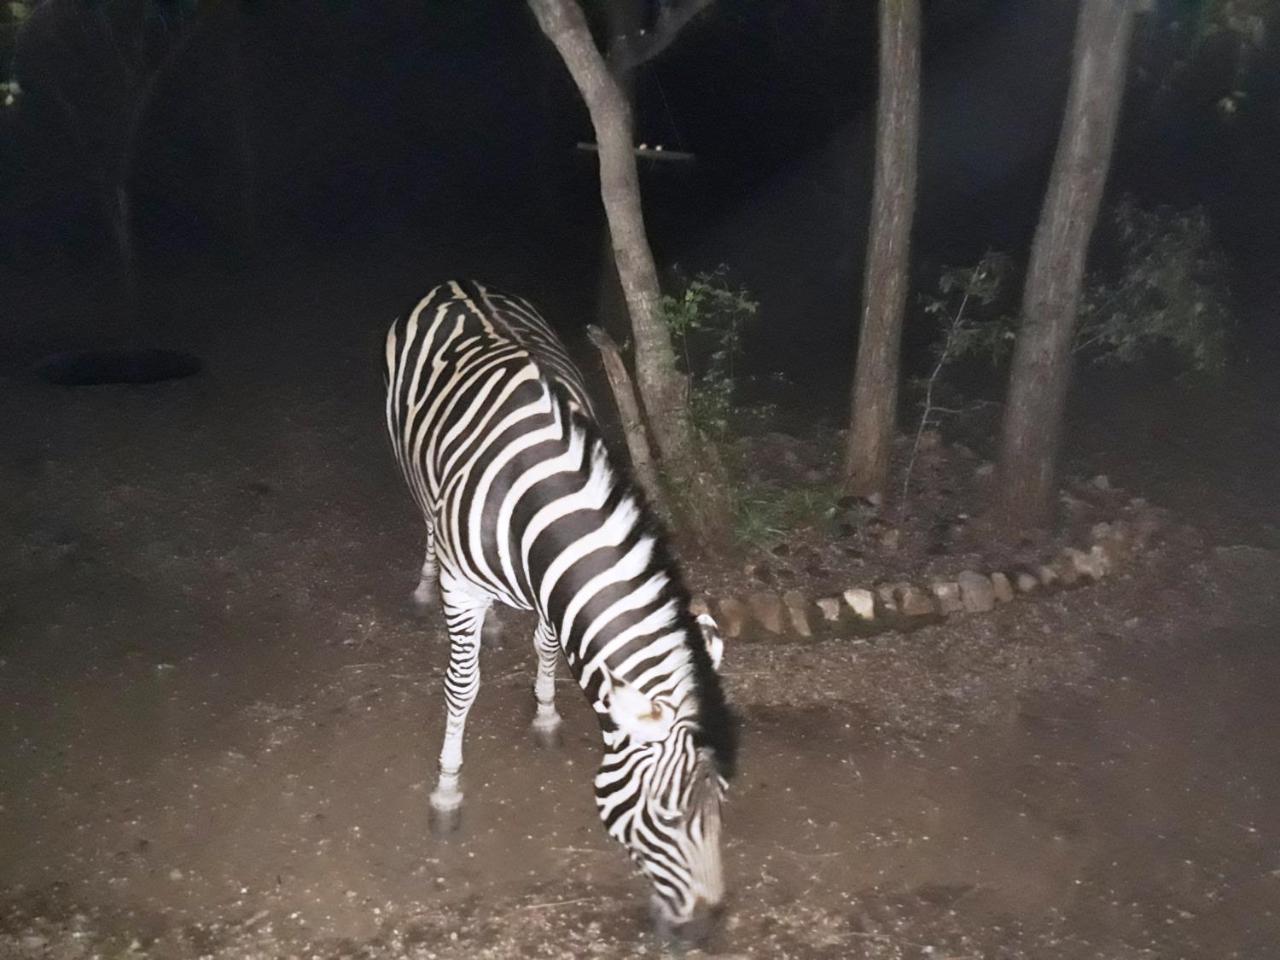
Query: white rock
1037,565,1059,587
957,571,996,613
896,583,936,617
1091,474,1111,490
930,580,964,614
816,597,842,622
843,588,876,620
1065,547,1106,580
782,589,812,638
747,591,784,634
1053,553,1081,586
1089,543,1113,576
717,597,748,639
875,584,898,614
1015,571,1039,593
990,572,1014,603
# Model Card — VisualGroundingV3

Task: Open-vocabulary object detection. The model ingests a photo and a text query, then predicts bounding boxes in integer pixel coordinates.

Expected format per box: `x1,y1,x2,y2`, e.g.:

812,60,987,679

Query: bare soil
2,263,1279,959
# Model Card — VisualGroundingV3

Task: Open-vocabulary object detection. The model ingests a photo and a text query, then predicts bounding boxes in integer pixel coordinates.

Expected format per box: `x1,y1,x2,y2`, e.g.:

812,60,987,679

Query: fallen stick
585,324,669,521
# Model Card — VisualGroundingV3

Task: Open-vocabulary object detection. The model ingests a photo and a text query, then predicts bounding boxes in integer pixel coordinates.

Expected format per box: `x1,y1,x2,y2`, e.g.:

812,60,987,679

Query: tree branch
586,324,668,520
606,0,714,75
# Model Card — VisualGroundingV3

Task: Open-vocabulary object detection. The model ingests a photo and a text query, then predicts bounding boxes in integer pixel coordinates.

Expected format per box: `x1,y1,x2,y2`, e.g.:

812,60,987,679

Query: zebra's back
384,281,601,611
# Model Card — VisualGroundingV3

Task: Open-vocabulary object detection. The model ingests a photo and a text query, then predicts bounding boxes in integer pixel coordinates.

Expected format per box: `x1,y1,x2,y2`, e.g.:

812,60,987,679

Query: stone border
692,514,1162,641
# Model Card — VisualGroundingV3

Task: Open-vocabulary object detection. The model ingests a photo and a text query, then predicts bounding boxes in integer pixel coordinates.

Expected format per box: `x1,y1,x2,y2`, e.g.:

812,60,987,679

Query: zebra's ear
600,672,676,743
696,613,725,672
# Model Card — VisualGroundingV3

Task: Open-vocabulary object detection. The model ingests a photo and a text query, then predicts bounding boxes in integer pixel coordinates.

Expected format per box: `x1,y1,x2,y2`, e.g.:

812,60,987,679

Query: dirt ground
2,261,1279,959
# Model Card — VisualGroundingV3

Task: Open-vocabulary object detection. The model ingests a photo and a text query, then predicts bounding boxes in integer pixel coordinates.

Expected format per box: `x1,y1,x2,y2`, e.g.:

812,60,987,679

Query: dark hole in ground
36,349,203,386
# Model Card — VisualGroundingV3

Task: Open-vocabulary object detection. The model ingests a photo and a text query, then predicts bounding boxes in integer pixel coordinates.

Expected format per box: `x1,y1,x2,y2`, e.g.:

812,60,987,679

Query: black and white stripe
384,281,736,937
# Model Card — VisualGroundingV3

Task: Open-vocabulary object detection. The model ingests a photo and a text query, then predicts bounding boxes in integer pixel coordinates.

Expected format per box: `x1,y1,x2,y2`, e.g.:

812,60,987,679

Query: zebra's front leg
429,594,487,834
411,525,438,613
530,620,562,748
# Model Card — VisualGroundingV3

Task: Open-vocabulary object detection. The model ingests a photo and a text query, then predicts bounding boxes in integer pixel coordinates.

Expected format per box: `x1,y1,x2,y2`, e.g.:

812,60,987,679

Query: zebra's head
594,613,731,945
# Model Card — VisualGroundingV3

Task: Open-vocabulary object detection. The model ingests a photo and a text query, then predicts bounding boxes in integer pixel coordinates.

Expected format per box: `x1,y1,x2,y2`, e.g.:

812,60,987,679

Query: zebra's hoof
410,592,438,618
531,719,563,749
428,802,462,836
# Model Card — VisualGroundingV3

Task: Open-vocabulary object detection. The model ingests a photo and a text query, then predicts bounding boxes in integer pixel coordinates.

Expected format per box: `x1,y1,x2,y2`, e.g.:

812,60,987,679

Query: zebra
384,280,737,943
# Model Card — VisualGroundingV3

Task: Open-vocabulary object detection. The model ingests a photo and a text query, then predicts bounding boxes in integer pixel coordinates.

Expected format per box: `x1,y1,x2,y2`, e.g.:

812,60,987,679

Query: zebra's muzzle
652,896,725,948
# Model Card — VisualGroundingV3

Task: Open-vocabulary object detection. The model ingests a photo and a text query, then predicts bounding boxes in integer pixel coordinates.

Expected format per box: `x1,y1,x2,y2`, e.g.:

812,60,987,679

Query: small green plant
658,265,759,441
901,251,1013,507
734,480,839,548
918,251,1014,364
661,267,837,548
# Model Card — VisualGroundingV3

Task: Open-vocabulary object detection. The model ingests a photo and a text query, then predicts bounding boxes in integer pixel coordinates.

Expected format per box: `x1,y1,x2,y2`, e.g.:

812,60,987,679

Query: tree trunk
109,181,138,321
527,0,733,551
842,0,921,498
229,8,259,261
107,13,206,322
995,0,1137,532
593,0,644,343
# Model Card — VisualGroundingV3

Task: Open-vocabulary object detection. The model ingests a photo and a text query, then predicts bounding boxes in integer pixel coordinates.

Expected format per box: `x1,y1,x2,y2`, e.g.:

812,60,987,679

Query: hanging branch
606,0,715,75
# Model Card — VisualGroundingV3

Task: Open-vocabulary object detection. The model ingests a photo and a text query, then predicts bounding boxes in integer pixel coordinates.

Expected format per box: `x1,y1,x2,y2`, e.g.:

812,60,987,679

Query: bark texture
586,324,666,518
842,0,921,498
996,0,1137,531
528,0,732,551
592,0,644,344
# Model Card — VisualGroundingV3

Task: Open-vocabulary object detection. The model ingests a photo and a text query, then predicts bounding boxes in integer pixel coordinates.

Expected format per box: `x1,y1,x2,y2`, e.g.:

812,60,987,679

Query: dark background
2,0,1277,387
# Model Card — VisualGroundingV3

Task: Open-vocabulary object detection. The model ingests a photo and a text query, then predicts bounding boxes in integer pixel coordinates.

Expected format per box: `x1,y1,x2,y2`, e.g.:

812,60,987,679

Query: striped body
384,281,735,938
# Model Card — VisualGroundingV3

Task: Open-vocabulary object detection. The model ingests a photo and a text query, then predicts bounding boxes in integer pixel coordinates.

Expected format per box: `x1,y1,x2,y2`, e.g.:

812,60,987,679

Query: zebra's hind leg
411,525,438,614
428,588,488,835
530,620,562,748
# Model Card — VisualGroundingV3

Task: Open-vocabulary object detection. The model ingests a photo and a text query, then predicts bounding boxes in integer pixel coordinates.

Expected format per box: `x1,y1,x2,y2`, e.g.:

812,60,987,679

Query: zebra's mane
543,378,739,781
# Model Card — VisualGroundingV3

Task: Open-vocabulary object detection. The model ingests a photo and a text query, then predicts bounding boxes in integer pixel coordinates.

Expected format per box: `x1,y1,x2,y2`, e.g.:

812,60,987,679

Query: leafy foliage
1,0,28,106
917,251,1015,367
658,265,759,441
1177,0,1269,48
1074,198,1232,371
1152,0,1273,116
658,267,836,546
942,199,1233,373
733,479,838,549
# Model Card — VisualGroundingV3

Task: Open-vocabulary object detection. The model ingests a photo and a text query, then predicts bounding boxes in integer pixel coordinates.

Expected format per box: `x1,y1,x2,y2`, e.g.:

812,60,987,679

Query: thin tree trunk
593,0,644,342
109,182,138,320
587,324,666,517
527,0,733,550
229,8,259,261
106,82,154,323
842,0,921,498
107,14,206,321
995,0,1137,532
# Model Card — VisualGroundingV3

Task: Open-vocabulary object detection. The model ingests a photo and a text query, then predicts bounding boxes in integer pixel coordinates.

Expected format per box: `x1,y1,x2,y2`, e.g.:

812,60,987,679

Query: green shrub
658,266,759,441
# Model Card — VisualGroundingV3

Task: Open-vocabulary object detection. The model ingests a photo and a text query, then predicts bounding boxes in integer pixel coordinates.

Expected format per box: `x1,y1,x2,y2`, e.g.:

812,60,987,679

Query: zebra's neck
517,407,702,718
